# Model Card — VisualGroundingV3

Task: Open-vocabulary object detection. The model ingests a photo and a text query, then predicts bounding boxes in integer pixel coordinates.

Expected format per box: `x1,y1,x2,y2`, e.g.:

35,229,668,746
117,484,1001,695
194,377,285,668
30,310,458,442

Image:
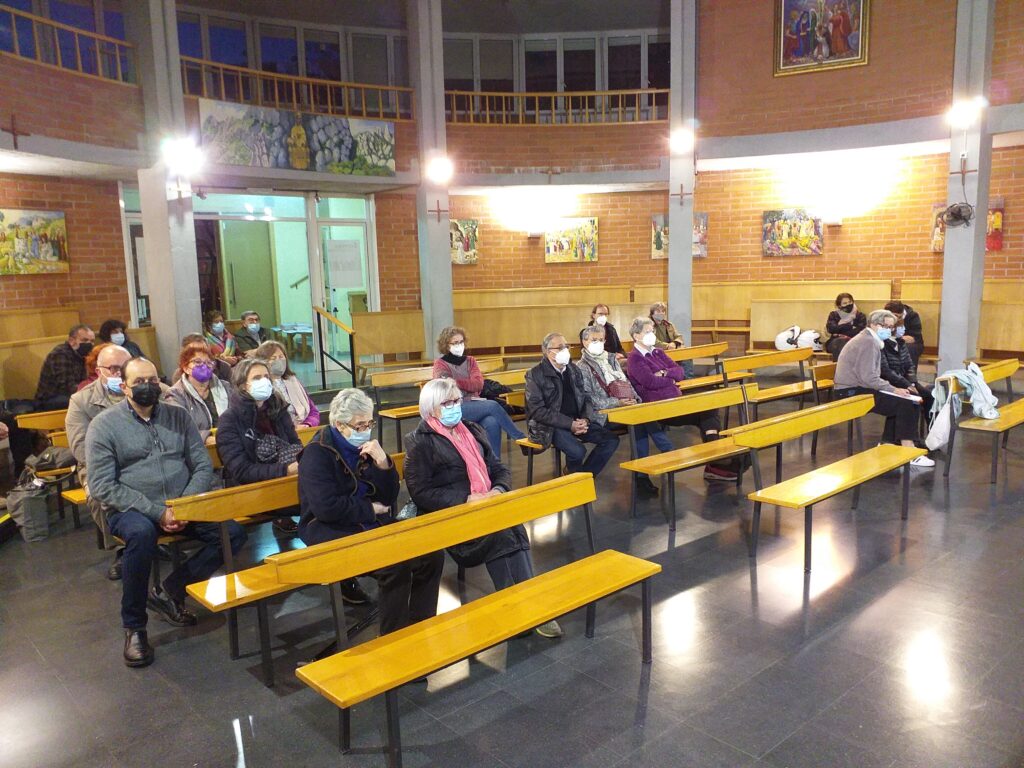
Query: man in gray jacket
86,357,247,667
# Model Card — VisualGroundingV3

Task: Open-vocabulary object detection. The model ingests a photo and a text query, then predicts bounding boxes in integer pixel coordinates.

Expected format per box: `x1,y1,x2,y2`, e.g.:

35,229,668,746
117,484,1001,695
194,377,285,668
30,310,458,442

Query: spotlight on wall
195,188,207,200
946,96,987,130
669,127,696,155
160,136,205,179
425,155,454,186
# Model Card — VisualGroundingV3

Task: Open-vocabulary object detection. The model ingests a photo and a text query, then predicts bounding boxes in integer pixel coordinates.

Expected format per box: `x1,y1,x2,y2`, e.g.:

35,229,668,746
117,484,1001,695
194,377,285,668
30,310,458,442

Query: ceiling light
946,96,987,130
669,127,696,155
160,135,205,179
425,155,454,186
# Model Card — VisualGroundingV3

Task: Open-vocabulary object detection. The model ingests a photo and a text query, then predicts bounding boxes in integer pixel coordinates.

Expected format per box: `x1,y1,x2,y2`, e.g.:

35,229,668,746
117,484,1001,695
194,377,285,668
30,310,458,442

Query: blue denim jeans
549,423,620,477
460,398,526,455
108,509,247,630
635,422,674,458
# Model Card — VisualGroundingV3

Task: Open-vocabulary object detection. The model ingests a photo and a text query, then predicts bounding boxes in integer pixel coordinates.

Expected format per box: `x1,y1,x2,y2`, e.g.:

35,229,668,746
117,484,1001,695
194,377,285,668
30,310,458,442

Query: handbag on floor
7,468,52,542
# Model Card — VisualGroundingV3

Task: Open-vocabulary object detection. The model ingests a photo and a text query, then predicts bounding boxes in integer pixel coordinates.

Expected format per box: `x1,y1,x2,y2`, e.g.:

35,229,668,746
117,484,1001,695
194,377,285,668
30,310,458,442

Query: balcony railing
180,56,414,123
0,4,135,84
445,88,669,126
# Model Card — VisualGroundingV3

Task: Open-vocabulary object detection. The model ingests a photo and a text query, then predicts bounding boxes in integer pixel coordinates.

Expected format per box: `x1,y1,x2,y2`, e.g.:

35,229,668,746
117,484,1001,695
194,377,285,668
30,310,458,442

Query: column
937,0,995,373
406,0,454,355
124,0,202,370
667,0,697,342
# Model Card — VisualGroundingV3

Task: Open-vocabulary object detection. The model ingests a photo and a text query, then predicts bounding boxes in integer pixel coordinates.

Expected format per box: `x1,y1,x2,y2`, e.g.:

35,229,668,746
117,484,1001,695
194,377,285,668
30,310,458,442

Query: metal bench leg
385,689,403,768
811,429,819,456
990,433,1000,484
901,465,911,520
629,474,637,519
852,482,861,510
667,473,677,532
775,443,783,484
228,609,240,659
583,502,596,554
749,501,762,558
526,450,534,486
804,505,813,573
395,420,403,453
944,424,956,478
219,522,236,574
641,579,653,664
457,564,466,583
256,601,275,687
846,421,853,455
585,602,596,638
1002,430,1010,449
340,708,351,753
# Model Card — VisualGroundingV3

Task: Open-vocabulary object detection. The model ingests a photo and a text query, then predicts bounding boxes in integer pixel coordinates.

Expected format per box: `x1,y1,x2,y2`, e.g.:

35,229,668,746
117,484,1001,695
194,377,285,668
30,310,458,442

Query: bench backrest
484,368,528,387
207,425,321,469
721,347,814,374
939,358,1020,397
371,358,505,388
602,385,747,426
811,362,837,382
665,341,729,363
265,472,596,585
749,298,890,347
724,394,873,448
16,409,69,432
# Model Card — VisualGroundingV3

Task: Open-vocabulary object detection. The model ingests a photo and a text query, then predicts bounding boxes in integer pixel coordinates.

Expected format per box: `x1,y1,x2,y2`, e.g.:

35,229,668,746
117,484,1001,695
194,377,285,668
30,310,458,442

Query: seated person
432,326,525,456
98,319,144,358
234,310,268,356
587,303,626,359
298,389,443,634
203,309,239,366
525,332,619,477
834,309,934,468
172,333,232,384
216,358,304,535
406,379,562,638
884,301,924,372
166,341,232,444
254,340,321,428
575,325,669,497
77,341,111,392
880,330,934,416
825,293,867,360
627,317,737,482
649,302,695,377
85,357,246,667
35,324,94,410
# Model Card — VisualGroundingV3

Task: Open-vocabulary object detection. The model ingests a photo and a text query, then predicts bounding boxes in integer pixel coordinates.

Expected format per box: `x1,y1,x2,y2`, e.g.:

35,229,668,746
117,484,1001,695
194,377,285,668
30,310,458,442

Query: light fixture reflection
670,127,696,155
160,135,205,179
947,96,987,130
425,155,454,186
487,187,579,233
658,590,700,655
903,630,952,704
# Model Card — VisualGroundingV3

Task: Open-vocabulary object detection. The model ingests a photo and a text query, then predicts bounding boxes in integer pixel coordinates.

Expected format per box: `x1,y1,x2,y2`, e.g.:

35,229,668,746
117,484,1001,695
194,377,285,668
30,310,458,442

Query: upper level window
304,28,341,81
479,39,513,92
562,38,596,91
524,39,556,92
49,0,95,31
350,33,387,85
608,36,641,90
259,23,298,75
102,0,124,40
443,38,473,91
177,12,202,59
392,36,408,87
647,33,669,88
209,16,248,68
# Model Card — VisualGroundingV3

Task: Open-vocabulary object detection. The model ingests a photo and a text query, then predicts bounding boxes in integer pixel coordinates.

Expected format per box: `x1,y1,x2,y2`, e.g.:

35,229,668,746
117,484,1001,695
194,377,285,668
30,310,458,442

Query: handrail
445,87,669,126
0,3,136,84
312,306,355,390
313,305,355,336
180,55,414,123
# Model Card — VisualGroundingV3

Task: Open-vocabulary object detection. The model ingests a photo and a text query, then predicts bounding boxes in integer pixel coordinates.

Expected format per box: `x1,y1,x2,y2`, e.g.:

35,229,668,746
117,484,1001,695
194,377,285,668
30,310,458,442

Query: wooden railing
0,4,136,83
180,56,414,122
445,88,669,126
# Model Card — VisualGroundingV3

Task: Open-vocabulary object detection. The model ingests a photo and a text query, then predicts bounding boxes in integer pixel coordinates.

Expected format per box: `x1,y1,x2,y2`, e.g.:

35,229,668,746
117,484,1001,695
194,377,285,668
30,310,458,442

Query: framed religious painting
774,0,870,77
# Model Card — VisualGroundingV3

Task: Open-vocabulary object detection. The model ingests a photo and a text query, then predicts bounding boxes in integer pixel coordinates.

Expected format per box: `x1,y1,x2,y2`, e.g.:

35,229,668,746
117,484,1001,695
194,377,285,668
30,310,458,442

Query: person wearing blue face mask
834,309,934,466
298,389,443,623
234,310,268,356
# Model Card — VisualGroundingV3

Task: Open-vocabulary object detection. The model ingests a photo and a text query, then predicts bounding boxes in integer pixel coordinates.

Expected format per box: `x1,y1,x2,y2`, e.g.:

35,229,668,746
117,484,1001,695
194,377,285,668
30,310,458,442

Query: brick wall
0,55,144,150
446,123,667,175
0,173,131,327
696,0,957,137
987,146,1024,279
991,0,1024,106
375,192,420,310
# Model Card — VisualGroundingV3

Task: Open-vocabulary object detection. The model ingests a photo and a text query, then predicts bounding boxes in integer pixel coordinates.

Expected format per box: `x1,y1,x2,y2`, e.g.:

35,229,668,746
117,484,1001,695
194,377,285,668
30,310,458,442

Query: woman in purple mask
165,340,234,445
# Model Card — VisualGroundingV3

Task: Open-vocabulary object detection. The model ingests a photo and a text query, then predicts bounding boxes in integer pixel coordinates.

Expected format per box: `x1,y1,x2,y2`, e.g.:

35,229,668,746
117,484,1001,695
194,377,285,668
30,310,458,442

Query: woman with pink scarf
404,379,563,639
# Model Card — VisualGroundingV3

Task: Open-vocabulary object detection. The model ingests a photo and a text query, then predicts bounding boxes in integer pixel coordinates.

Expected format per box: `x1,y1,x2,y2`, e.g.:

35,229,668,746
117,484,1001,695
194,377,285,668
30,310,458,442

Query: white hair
629,316,654,337
420,378,460,421
329,388,374,426
867,309,897,327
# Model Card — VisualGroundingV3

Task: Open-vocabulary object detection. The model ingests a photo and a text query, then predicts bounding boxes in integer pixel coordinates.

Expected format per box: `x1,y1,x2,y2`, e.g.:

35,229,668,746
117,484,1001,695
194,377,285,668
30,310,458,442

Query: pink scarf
427,417,492,496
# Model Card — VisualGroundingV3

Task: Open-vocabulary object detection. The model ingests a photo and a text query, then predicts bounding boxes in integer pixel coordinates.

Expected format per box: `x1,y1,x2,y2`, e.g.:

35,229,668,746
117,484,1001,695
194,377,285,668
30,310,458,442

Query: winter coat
626,347,686,403
297,426,400,545
825,309,867,341
879,338,917,390
404,419,526,568
900,305,924,346
215,391,300,487
165,375,232,442
524,357,601,448
574,354,639,426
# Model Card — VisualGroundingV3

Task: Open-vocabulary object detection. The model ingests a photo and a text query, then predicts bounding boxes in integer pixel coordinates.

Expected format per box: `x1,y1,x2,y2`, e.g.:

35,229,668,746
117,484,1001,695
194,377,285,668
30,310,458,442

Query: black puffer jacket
524,357,600,448
880,338,916,389
404,419,527,568
215,391,300,487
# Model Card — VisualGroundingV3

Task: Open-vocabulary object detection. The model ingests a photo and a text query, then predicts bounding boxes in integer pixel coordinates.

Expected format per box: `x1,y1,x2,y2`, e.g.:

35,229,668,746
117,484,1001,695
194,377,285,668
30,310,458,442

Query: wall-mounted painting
775,0,869,77
762,209,823,256
545,217,598,263
0,209,69,275
199,99,395,176
651,214,668,259
692,212,709,258
930,203,946,253
450,219,479,264
987,198,1004,252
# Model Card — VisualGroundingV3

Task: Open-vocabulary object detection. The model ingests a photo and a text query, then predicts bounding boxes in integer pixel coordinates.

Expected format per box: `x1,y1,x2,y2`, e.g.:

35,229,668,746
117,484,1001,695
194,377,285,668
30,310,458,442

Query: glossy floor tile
2,389,1023,768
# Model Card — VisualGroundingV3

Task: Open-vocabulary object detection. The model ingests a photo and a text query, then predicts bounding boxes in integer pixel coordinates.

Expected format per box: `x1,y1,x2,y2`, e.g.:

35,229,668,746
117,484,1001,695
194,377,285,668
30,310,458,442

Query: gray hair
240,309,260,321
541,332,565,352
231,357,270,388
629,316,654,337
329,388,374,426
420,378,460,421
867,309,897,327
580,325,605,343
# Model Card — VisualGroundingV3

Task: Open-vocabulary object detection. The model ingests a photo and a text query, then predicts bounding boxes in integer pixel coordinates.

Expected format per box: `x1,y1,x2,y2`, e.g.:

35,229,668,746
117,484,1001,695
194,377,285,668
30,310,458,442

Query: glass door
318,222,369,373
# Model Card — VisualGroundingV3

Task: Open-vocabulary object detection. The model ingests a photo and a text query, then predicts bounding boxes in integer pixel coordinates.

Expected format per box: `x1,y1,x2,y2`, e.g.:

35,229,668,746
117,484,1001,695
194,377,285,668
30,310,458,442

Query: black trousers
661,409,722,437
842,387,921,443
371,550,445,635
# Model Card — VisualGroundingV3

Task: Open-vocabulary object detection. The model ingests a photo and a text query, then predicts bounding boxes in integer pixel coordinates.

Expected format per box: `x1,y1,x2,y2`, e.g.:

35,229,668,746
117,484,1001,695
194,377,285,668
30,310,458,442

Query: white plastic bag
926,397,952,451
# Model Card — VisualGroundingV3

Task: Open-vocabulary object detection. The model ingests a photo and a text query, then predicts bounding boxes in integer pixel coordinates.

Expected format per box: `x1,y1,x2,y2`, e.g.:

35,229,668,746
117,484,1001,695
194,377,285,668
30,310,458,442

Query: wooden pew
606,386,750,519
720,348,815,421
808,362,838,455
263,474,659,766
725,397,925,571
15,408,69,432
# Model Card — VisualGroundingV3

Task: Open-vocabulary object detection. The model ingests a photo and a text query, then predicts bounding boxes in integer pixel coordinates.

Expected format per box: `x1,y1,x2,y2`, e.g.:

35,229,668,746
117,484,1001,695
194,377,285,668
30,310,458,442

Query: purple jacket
626,347,686,403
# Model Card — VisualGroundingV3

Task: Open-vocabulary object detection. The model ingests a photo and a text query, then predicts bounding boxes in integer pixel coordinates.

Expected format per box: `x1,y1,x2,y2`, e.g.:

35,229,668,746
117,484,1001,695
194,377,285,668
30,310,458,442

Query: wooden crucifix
427,199,450,223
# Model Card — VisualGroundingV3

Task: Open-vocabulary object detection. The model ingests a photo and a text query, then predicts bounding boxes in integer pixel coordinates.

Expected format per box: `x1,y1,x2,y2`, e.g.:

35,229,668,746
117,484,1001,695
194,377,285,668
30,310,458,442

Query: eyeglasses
345,420,376,432
97,365,123,375
440,398,463,408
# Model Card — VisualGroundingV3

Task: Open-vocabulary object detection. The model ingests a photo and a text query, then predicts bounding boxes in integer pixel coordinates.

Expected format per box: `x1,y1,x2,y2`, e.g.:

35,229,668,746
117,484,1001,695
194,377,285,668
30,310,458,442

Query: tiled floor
1,396,1023,768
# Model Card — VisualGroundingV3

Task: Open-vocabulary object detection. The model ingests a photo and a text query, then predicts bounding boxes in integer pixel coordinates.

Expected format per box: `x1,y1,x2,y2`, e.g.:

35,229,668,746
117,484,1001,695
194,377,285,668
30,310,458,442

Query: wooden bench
607,386,750,519
206,424,319,470
14,408,69,432
264,473,659,767
371,359,506,451
719,347,815,421
809,362,837,455
940,359,1022,483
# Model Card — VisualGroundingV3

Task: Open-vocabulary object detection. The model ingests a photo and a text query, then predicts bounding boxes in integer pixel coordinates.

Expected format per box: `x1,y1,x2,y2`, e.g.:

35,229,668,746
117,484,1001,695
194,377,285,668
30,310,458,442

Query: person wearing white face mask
298,388,444,629
431,326,525,456
235,310,269,356
216,358,305,533
254,340,321,428
834,309,934,466
98,319,144,359
587,303,626,358
203,309,240,366
524,332,620,477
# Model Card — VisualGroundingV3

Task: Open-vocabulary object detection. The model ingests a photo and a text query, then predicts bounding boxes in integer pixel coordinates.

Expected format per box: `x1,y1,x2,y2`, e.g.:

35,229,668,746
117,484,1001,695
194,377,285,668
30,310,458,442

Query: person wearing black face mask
34,323,95,410
86,357,247,668
825,292,867,361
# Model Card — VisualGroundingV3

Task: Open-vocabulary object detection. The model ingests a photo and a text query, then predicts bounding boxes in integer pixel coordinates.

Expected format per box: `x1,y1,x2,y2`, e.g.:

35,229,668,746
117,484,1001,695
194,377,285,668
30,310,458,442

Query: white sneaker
909,455,935,468
535,620,563,638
